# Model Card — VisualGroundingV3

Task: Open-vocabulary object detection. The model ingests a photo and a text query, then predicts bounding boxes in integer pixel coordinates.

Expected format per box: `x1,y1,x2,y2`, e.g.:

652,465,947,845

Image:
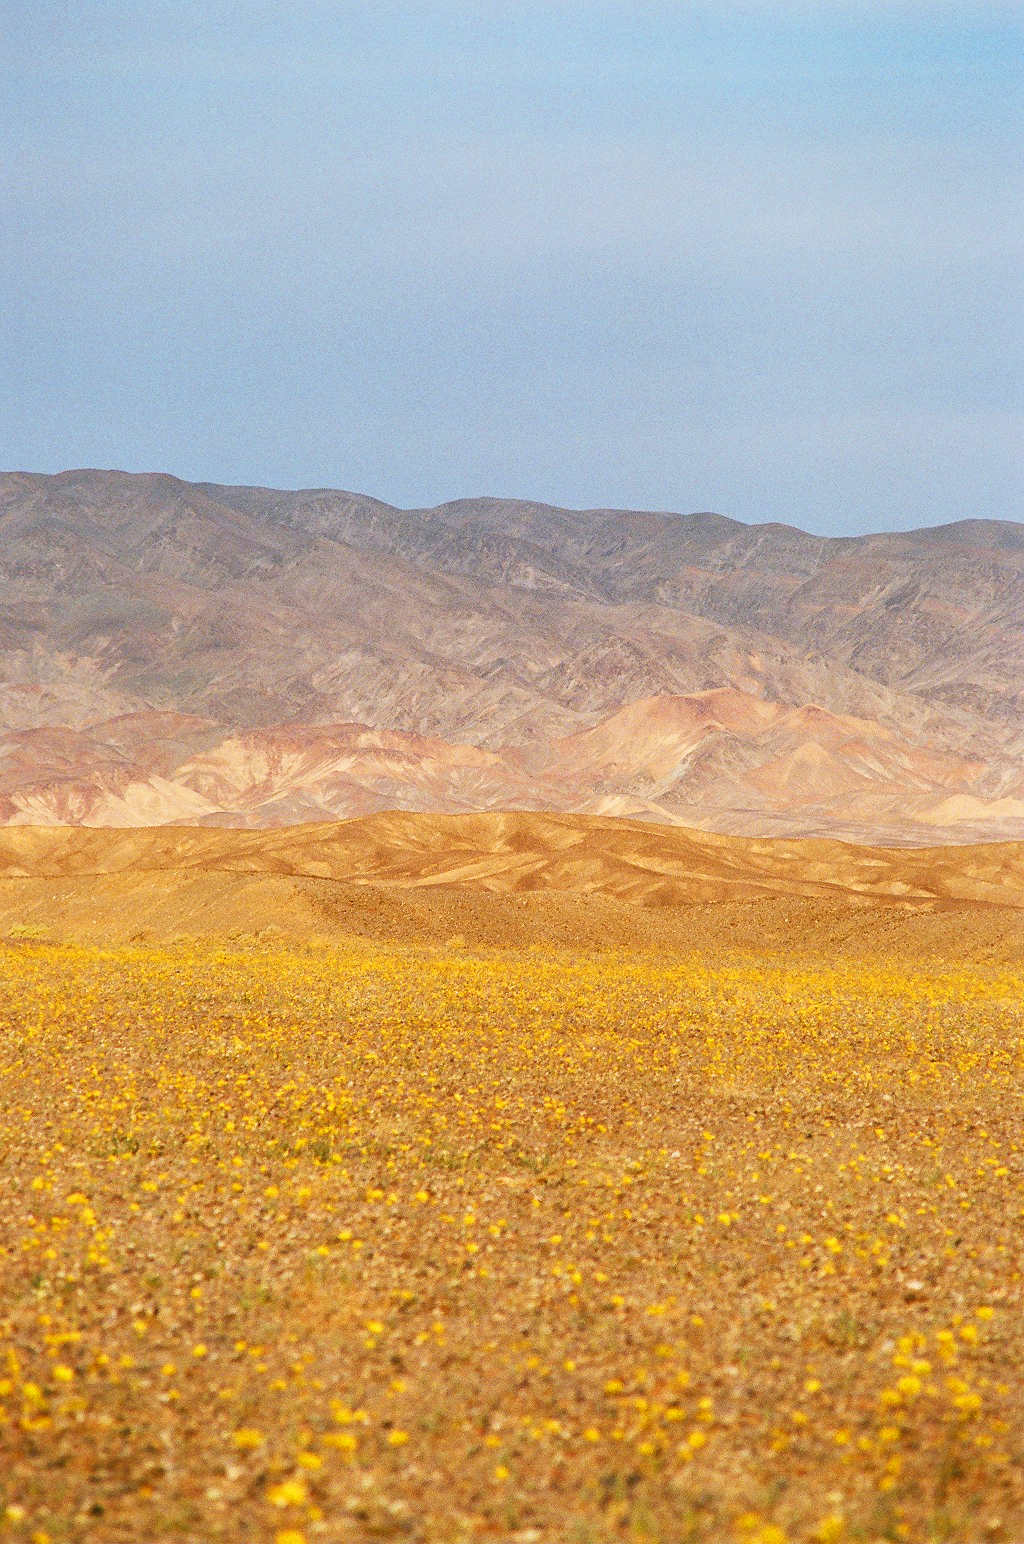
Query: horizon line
3,464,1023,544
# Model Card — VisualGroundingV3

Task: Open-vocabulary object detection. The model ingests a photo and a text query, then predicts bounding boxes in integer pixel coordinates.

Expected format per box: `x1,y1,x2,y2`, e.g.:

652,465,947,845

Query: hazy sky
1,1,1021,533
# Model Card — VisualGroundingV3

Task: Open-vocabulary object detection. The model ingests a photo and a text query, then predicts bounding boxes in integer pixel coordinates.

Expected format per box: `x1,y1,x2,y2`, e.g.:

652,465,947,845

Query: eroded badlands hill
1,812,1022,958
0,470,1021,841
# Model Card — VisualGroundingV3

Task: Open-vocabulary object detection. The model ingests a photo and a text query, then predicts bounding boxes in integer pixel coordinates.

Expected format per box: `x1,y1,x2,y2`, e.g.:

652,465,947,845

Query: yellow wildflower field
0,937,1020,1542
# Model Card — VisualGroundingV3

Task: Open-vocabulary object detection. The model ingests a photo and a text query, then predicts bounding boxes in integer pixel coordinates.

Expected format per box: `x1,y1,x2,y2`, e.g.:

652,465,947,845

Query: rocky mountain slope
0,469,1021,841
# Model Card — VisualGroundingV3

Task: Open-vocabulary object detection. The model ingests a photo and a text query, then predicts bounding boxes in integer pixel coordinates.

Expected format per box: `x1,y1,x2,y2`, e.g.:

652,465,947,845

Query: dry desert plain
0,812,1023,1543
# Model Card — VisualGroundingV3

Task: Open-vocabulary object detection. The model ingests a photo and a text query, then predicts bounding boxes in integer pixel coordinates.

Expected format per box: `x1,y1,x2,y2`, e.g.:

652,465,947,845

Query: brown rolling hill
1,811,1022,961
0,469,1021,842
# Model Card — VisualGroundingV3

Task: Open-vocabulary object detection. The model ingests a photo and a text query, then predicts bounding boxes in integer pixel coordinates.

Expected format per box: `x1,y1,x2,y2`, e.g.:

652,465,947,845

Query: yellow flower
232,1428,264,1450
267,1479,308,1507
386,1429,409,1446
323,1431,358,1452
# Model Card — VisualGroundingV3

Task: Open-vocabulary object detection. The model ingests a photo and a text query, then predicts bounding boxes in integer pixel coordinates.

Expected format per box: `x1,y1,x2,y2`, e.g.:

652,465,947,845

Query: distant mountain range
0,468,1021,843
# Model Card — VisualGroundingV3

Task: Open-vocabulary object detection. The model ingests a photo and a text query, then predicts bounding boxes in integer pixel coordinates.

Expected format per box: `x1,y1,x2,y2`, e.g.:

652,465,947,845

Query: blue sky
1,1,1020,533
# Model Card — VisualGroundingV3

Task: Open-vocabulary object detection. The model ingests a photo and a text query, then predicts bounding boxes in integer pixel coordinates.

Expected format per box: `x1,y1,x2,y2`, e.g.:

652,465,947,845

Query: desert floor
0,818,1021,1542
